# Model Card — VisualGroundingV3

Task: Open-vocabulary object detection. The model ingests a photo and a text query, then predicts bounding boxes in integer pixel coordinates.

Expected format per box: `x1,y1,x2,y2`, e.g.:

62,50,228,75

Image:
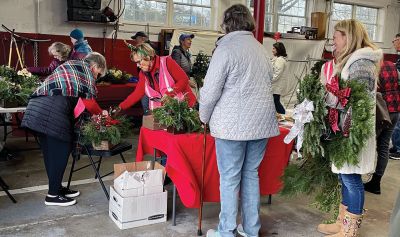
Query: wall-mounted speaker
67,0,101,10
67,8,106,22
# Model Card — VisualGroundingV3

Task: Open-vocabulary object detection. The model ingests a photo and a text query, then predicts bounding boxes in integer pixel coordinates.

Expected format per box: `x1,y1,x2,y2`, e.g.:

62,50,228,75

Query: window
173,0,211,28
123,0,212,29
247,0,307,33
123,0,167,25
332,3,379,41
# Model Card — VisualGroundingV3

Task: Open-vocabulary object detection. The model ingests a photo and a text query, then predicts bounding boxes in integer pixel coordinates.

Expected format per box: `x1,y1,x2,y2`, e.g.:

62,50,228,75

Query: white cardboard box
109,186,167,229
113,161,165,198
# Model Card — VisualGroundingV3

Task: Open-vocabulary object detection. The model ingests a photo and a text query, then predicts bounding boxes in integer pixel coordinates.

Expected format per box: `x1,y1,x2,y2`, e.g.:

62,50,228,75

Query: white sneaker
236,224,247,237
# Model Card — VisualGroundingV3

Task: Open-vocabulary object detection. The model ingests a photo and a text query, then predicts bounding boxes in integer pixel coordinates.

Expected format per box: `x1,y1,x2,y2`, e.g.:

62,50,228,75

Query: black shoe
389,152,400,160
364,174,381,195
45,195,77,206
59,186,80,198
389,147,397,153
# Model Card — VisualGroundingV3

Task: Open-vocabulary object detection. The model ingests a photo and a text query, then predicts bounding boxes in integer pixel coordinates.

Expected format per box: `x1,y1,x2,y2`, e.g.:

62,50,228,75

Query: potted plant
0,66,40,107
191,51,210,88
152,94,202,134
81,110,130,150
97,68,132,85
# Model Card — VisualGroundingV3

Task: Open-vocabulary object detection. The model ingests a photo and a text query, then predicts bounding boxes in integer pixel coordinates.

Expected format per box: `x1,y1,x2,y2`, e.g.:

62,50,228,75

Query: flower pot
142,115,167,130
3,100,19,108
92,141,115,150
167,127,186,134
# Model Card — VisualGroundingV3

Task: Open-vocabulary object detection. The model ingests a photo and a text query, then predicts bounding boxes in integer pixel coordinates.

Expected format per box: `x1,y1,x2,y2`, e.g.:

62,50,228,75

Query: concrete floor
0,130,398,237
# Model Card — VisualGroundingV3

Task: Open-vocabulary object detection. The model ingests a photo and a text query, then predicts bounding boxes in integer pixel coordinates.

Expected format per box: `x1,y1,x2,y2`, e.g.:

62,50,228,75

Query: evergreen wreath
324,79,375,168
281,70,374,217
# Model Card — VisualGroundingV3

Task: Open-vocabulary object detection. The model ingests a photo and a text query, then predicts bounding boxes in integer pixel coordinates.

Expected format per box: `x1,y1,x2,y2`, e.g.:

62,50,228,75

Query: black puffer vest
21,96,78,142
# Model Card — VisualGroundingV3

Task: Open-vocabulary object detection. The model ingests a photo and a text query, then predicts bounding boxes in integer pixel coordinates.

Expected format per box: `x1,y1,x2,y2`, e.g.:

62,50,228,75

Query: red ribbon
325,76,351,133
274,32,281,42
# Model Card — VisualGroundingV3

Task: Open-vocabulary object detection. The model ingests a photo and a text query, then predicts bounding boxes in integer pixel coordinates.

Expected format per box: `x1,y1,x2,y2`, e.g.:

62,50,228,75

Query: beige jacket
271,56,288,95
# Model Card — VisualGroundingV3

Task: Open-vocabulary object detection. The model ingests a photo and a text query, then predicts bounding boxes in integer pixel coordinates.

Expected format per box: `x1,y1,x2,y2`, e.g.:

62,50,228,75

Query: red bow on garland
326,76,351,134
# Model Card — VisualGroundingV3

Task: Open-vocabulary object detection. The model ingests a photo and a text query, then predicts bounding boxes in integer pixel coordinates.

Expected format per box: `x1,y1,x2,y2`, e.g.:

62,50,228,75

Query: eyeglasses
393,38,400,43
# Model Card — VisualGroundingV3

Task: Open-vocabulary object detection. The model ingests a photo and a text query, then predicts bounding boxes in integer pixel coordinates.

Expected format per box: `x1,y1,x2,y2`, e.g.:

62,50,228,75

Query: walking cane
197,123,207,236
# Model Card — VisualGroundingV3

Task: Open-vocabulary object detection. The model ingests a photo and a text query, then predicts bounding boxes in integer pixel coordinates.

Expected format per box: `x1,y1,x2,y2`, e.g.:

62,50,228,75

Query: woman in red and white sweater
118,43,196,111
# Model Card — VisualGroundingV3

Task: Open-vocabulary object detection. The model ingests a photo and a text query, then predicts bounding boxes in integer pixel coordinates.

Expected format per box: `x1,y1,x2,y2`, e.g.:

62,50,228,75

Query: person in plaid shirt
364,60,400,195
22,52,106,207
389,33,400,160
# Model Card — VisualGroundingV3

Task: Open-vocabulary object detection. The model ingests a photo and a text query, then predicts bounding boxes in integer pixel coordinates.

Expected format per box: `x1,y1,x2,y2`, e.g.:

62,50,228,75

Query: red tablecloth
136,127,293,208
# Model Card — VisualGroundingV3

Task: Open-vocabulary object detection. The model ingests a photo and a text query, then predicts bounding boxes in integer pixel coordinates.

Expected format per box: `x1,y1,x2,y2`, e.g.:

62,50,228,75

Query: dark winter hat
179,33,195,42
70,28,84,40
131,31,148,40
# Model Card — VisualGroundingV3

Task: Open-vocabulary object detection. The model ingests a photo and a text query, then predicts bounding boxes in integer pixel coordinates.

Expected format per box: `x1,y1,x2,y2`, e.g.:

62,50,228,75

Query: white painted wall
0,0,398,53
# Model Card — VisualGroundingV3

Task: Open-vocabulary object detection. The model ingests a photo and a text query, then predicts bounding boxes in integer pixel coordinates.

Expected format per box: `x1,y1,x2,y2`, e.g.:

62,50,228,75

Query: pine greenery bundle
281,73,340,214
191,51,210,88
152,95,202,133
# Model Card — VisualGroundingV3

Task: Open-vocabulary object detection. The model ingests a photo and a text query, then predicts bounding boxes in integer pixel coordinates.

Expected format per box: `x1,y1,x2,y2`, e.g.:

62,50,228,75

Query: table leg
0,176,17,203
172,184,176,226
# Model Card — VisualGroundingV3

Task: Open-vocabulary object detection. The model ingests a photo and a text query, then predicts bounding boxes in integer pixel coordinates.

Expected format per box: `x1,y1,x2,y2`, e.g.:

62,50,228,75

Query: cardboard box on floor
113,161,165,198
109,186,168,229
109,161,168,229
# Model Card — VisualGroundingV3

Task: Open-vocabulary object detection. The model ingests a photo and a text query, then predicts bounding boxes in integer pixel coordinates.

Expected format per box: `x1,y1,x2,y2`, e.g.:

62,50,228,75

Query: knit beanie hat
70,29,84,40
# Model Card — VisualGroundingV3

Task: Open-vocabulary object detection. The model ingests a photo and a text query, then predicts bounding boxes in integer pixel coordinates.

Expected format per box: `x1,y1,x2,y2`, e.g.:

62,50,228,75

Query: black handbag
376,91,391,136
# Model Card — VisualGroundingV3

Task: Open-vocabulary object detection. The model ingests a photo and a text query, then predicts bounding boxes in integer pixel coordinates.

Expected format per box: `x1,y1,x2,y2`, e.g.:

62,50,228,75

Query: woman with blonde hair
27,42,71,76
117,43,196,111
317,19,382,236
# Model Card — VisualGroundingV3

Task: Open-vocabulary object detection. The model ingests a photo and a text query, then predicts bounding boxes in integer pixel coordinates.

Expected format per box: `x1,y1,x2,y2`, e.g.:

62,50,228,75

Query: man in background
171,33,197,96
389,33,400,159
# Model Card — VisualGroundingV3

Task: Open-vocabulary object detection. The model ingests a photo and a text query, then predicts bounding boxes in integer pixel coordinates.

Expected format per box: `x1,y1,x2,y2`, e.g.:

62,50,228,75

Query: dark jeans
339,174,364,215
273,94,285,114
141,95,150,115
38,134,72,195
376,112,400,176
391,114,400,152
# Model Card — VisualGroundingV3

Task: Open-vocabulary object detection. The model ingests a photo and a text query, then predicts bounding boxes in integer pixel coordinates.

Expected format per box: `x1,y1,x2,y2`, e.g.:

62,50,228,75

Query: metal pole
253,0,266,43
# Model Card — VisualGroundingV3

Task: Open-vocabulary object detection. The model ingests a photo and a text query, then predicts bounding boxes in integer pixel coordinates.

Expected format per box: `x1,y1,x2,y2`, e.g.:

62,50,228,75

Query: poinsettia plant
152,94,202,133
82,109,131,146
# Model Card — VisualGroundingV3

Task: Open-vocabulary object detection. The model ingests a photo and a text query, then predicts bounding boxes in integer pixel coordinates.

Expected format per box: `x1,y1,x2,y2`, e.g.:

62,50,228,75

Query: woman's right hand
111,106,122,116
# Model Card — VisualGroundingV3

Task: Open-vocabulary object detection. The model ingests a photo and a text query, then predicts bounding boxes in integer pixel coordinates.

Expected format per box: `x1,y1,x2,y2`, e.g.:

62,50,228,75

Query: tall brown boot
317,203,347,235
327,210,363,237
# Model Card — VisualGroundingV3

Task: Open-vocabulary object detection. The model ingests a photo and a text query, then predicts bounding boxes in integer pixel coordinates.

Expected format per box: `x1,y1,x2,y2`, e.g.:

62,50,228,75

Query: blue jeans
215,138,268,237
339,174,364,215
391,115,400,152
